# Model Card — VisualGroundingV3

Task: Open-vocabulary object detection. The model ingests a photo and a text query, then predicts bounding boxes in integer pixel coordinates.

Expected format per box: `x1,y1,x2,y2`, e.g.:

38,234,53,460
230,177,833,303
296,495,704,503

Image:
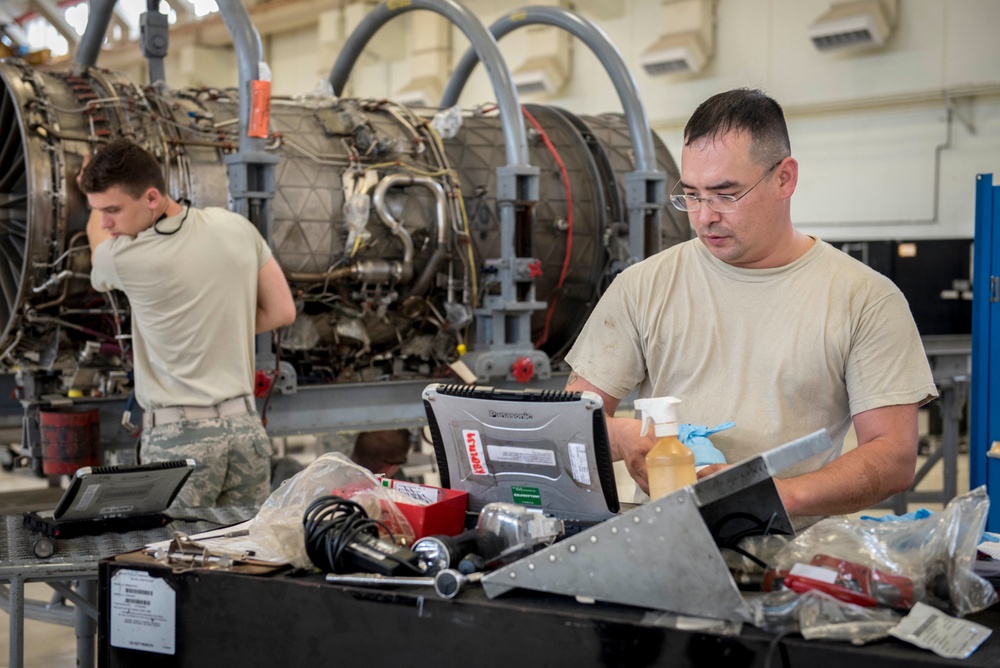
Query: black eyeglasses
669,159,785,213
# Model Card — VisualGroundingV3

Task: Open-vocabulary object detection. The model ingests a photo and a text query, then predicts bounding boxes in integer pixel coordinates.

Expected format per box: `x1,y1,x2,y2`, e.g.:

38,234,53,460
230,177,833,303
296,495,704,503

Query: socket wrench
324,569,482,599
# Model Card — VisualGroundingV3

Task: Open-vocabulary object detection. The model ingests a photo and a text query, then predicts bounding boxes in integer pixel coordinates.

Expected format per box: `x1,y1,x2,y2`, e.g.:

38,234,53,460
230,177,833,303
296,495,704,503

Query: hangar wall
100,0,997,242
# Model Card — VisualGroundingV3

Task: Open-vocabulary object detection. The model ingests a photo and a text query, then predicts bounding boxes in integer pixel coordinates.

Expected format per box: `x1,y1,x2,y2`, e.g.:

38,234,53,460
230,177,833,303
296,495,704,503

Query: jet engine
0,59,686,397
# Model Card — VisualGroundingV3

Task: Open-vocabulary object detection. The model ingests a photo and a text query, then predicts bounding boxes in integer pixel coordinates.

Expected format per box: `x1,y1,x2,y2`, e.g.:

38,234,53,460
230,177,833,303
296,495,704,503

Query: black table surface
98,557,1000,668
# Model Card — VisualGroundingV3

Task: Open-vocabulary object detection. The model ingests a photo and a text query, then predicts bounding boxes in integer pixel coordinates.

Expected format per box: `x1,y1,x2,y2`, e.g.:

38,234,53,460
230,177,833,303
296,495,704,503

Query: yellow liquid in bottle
646,435,696,499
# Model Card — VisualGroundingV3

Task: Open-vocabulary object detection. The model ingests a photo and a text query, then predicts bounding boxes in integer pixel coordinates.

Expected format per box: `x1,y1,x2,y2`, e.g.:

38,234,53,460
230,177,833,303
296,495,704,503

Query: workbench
0,506,255,668
98,555,1000,668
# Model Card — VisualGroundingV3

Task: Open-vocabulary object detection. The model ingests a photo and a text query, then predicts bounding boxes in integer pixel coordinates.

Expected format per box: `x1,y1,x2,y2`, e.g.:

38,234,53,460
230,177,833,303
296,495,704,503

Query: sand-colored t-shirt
565,237,938,477
92,206,272,410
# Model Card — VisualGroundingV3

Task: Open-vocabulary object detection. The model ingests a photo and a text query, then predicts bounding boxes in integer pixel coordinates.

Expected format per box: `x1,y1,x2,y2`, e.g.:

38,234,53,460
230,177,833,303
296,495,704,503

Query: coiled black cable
303,495,393,573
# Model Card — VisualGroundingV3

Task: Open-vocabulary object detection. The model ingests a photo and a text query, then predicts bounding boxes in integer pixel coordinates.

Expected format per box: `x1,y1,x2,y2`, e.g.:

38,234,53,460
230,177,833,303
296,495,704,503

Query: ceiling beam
29,0,80,48
0,7,29,49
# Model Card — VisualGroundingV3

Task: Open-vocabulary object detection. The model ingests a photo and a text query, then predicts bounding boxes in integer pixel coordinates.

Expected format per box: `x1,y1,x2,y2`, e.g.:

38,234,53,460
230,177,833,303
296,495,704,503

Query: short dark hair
79,139,166,199
683,88,791,166
351,429,412,473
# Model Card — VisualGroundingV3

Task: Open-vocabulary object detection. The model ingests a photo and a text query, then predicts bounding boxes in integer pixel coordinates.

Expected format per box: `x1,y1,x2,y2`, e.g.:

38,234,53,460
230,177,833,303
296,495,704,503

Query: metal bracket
481,430,834,620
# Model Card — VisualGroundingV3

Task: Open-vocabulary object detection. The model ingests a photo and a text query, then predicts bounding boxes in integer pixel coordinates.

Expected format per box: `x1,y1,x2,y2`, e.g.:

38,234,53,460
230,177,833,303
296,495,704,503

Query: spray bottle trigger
639,412,652,437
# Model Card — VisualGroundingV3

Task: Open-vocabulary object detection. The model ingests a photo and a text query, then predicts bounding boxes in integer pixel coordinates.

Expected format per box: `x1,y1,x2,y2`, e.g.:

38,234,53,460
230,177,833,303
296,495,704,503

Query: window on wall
191,0,220,18
19,0,194,58
23,14,69,57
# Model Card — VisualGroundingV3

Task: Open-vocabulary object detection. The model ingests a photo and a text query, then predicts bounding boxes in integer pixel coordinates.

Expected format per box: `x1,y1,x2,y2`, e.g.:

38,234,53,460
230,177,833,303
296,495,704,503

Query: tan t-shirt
565,237,938,477
91,206,273,410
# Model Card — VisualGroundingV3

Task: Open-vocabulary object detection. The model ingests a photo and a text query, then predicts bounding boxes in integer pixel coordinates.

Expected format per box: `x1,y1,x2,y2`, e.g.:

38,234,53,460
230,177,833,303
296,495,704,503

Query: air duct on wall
512,22,571,96
394,12,451,108
640,0,716,76
809,0,898,51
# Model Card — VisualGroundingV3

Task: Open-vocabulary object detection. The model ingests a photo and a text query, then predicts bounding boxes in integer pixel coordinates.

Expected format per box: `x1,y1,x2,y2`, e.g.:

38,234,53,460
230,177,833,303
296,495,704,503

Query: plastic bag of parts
430,104,463,139
748,589,901,645
765,486,997,618
248,452,415,569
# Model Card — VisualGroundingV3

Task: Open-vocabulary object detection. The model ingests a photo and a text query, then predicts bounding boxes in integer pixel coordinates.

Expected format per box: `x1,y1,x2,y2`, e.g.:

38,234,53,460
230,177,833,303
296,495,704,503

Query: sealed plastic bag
766,486,997,617
248,452,415,569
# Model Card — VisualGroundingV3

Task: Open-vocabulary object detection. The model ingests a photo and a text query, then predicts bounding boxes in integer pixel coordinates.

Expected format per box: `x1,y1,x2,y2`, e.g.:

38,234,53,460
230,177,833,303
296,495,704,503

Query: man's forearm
777,437,916,516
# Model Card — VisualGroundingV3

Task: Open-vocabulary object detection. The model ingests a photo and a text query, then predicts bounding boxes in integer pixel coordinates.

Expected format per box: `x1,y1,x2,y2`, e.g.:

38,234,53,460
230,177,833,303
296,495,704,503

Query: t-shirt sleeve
564,275,647,400
237,215,273,270
90,240,123,292
845,290,939,414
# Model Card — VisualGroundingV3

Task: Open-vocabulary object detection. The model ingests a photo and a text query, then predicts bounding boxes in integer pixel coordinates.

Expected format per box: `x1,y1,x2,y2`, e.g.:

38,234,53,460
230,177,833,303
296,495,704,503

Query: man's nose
692,200,720,225
100,214,114,229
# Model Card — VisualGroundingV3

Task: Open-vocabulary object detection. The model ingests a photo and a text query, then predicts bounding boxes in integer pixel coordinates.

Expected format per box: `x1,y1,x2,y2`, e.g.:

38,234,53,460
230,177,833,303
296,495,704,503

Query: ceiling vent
394,12,450,109
512,21,571,96
640,0,716,76
809,0,898,51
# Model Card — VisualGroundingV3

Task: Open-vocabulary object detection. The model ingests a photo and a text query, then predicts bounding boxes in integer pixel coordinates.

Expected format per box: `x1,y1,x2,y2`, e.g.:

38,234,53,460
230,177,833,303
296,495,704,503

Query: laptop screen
422,384,619,523
52,459,196,521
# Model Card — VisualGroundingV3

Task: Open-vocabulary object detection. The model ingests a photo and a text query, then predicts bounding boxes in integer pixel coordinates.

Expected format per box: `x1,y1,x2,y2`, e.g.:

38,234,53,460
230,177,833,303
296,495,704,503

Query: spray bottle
634,396,696,499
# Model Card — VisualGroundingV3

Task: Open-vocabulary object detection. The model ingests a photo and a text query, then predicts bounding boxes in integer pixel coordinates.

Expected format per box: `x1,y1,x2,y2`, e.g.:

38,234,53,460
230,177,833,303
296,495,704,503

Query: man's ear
143,186,162,211
777,157,798,200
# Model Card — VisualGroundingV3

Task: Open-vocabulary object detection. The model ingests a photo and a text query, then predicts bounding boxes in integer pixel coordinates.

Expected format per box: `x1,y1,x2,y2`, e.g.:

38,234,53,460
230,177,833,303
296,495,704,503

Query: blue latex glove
678,421,735,467
860,509,1000,543
859,509,933,522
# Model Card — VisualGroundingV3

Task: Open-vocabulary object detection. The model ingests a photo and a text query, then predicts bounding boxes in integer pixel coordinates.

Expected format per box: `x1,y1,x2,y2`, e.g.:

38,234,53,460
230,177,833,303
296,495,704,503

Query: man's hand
696,463,729,479
614,419,655,494
76,154,90,192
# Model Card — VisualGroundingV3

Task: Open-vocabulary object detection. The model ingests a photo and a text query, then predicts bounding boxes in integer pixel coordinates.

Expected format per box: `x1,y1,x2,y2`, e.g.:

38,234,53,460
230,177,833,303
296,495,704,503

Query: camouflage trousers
140,411,272,509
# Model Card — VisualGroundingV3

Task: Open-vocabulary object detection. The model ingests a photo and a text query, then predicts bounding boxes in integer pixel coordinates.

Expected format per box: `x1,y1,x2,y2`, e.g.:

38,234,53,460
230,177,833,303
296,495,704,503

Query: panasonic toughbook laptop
23,459,196,539
422,384,619,525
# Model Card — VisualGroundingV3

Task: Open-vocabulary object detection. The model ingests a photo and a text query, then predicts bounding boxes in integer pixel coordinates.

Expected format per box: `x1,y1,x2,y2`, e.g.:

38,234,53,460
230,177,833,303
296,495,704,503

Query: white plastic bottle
634,396,696,499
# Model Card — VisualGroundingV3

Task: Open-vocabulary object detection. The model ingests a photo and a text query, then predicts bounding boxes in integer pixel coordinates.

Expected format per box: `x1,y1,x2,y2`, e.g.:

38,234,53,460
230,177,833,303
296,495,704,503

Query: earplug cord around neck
154,199,191,236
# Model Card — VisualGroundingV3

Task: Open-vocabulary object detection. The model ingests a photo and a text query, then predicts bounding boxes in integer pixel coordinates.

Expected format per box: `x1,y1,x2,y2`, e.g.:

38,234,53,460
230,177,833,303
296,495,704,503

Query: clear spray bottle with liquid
634,396,696,499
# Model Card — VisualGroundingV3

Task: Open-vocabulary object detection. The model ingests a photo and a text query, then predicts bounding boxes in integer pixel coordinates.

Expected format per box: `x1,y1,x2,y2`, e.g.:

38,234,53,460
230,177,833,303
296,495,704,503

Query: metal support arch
327,0,546,381
440,4,667,264
72,0,118,70
328,0,530,169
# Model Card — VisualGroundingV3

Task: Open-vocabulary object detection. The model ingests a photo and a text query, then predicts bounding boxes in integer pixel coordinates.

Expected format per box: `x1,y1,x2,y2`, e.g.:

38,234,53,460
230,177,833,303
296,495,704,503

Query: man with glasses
565,88,936,520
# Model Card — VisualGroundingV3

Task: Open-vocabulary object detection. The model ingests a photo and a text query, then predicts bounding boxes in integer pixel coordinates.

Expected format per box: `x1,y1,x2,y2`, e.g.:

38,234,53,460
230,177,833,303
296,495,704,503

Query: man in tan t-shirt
565,89,937,518
81,139,296,507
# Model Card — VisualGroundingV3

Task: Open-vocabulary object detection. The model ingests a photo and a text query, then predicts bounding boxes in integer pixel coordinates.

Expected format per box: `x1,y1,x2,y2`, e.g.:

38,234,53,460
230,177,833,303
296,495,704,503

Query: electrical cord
711,511,792,571
303,495,423,575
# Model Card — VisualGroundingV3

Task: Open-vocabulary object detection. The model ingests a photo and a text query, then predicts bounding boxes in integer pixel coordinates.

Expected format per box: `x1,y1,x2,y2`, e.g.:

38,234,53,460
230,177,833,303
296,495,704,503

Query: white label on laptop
568,442,591,485
76,484,99,511
487,444,556,467
100,505,137,516
110,569,176,655
462,429,491,475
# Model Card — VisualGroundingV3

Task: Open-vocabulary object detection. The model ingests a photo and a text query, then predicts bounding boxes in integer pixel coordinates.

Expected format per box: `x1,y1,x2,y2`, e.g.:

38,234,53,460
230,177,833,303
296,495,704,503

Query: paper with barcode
888,601,992,659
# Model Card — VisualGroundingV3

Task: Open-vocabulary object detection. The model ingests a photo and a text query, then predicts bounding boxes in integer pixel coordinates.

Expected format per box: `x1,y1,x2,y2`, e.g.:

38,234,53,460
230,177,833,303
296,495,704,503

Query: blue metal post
971,174,1000,531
